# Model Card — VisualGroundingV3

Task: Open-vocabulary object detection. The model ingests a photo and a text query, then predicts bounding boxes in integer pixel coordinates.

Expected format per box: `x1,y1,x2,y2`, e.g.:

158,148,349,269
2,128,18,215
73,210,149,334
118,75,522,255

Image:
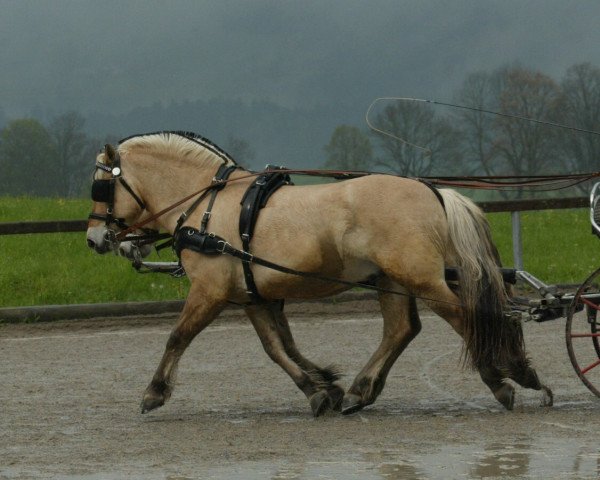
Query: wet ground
1,299,599,479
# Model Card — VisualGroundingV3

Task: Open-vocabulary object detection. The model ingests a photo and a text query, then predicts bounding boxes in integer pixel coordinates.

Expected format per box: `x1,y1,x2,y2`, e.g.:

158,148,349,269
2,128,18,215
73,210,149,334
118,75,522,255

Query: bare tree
559,63,600,183
323,125,373,171
456,66,564,197
371,101,460,177
494,68,564,179
454,70,504,176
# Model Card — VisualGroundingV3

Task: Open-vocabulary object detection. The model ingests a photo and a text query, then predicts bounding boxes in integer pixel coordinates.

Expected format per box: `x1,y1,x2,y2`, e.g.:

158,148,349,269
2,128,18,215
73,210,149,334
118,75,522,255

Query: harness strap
173,164,238,237
238,166,292,302
418,179,445,210
119,176,146,210
201,165,239,233
91,150,146,233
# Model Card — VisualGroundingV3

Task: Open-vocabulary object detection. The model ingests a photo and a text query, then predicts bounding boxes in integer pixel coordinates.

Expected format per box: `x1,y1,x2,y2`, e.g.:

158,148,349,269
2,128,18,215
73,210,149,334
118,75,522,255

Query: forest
2,63,600,198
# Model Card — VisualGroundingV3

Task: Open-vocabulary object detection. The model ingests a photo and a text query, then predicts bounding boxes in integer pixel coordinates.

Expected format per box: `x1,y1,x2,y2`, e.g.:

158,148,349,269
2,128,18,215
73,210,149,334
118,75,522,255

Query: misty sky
2,0,600,120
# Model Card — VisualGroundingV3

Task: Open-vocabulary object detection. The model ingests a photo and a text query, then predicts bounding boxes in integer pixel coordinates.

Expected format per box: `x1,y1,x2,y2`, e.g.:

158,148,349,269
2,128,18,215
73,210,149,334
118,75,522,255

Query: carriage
86,130,600,416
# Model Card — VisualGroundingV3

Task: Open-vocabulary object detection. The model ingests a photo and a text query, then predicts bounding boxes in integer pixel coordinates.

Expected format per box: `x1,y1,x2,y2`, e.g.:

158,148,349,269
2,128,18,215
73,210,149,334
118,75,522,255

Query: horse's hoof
140,391,166,414
309,390,332,417
494,383,515,411
540,386,554,407
327,385,345,412
341,393,364,415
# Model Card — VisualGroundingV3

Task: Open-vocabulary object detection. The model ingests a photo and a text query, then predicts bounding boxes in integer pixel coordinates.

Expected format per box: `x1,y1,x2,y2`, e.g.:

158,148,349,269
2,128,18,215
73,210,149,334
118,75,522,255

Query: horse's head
86,144,152,259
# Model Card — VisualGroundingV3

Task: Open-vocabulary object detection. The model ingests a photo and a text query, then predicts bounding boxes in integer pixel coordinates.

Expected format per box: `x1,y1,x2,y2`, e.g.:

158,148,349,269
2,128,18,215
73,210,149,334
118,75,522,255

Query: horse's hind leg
342,278,421,415
141,286,225,414
506,363,553,407
478,365,516,410
419,281,547,410
245,302,337,417
269,301,345,410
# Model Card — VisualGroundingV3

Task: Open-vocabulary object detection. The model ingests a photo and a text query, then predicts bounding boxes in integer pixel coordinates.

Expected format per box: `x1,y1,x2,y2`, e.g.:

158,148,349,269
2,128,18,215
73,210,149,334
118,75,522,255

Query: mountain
84,98,363,170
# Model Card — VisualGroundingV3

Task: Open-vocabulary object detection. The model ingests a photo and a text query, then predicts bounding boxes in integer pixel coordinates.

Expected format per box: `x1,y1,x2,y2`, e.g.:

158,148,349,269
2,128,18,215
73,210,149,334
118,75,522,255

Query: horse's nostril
87,239,96,249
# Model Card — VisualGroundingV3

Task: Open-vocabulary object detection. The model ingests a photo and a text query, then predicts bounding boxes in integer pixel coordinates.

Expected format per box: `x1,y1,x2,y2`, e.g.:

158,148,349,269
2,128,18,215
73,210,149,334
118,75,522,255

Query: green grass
0,196,188,307
0,196,90,221
1,196,598,308
488,209,600,284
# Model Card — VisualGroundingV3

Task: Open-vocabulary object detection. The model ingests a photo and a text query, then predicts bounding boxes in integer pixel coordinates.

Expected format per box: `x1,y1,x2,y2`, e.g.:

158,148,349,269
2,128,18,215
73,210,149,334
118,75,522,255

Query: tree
456,66,564,196
224,135,255,169
494,67,564,178
0,107,7,131
559,63,600,180
0,119,59,196
454,70,503,176
371,102,460,177
48,112,95,197
323,125,373,171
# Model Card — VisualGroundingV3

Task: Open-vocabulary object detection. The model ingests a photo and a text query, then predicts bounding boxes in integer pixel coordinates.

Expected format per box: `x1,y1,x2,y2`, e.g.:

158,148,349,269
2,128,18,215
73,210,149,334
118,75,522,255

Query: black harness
238,166,292,301
174,165,291,303
89,147,169,247
89,151,146,230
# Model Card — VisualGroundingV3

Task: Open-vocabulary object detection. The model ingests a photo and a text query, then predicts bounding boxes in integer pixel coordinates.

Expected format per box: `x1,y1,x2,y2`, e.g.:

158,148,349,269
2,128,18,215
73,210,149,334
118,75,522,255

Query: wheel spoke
570,332,600,338
566,267,600,398
581,297,600,311
581,358,600,375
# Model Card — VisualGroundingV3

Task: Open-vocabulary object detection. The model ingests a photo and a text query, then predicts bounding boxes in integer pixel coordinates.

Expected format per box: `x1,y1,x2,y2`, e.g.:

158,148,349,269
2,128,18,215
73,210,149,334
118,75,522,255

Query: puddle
2,438,598,479
196,440,599,480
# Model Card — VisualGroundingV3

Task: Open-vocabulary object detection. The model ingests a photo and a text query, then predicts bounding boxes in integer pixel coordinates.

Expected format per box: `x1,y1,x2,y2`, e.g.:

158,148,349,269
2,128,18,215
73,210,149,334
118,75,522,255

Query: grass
1,196,599,308
0,196,188,307
487,209,600,284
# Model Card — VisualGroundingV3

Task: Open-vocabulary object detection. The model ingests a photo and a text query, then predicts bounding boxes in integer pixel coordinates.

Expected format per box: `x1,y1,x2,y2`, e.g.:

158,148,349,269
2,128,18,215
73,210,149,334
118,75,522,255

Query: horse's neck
129,152,224,233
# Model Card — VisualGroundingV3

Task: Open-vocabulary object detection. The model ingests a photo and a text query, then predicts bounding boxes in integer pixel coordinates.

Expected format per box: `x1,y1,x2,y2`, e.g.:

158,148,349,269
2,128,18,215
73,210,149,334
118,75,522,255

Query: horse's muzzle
118,241,152,260
86,226,114,255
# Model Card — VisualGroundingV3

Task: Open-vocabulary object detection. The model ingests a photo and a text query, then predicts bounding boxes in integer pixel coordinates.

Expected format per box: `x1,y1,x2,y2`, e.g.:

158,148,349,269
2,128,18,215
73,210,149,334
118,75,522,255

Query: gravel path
1,301,599,479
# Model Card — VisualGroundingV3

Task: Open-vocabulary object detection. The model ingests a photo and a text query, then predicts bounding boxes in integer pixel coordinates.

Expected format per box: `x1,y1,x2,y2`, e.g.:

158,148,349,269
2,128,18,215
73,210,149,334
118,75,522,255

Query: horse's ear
104,144,117,165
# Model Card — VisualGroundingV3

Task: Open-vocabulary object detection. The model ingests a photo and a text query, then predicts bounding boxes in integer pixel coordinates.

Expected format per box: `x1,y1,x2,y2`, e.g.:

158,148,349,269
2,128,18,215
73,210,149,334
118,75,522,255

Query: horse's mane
117,131,239,168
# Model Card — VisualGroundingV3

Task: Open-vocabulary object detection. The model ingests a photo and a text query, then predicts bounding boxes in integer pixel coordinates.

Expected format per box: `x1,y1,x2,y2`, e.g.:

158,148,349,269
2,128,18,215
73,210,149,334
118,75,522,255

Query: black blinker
92,179,112,202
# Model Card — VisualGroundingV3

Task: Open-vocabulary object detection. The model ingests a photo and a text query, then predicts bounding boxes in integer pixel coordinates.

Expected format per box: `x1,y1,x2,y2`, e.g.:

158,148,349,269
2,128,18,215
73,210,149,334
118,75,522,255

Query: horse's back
244,175,448,293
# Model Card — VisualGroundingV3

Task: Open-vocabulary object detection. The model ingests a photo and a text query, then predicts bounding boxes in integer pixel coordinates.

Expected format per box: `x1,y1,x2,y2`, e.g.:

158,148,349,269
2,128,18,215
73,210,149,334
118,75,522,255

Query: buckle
216,240,230,254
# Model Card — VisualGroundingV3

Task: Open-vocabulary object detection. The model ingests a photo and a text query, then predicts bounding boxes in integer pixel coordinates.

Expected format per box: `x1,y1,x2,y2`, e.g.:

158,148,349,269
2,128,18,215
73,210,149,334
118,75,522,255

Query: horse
86,131,553,417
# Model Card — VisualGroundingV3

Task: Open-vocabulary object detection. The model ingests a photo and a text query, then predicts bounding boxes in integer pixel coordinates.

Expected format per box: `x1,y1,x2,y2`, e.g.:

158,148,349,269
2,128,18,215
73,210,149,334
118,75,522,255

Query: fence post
511,211,523,270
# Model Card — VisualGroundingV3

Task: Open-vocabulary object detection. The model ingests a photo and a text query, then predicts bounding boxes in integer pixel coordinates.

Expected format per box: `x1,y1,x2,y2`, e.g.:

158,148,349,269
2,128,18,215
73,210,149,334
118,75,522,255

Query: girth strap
238,166,292,302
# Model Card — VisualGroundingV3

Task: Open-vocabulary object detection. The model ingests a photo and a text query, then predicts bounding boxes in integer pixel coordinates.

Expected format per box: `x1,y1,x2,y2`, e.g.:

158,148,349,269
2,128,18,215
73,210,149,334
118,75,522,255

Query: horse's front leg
141,285,226,414
245,302,338,417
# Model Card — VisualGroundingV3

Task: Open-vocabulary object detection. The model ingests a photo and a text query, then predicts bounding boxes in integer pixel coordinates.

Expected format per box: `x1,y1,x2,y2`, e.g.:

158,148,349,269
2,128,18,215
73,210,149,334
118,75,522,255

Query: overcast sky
2,0,600,119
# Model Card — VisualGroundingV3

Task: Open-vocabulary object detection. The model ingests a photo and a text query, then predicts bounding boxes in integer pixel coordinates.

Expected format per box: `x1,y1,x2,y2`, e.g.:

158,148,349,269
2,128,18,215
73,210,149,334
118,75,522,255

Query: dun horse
86,131,553,416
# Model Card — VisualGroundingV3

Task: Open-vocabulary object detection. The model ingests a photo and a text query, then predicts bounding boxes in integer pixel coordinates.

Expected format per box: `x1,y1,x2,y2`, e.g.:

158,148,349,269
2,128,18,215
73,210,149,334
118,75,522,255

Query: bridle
88,146,165,250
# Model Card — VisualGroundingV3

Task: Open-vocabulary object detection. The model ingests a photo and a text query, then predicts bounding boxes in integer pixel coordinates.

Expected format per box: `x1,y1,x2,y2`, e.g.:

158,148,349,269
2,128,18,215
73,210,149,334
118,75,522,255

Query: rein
114,170,260,241
116,167,600,241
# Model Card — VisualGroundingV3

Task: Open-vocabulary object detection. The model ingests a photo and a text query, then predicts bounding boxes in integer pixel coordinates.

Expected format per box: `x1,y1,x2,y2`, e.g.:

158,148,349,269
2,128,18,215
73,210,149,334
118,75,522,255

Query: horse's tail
438,188,527,371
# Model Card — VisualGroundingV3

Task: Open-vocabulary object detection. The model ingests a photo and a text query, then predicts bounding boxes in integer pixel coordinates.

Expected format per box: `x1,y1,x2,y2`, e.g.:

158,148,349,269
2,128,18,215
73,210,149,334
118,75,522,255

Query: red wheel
566,267,600,398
